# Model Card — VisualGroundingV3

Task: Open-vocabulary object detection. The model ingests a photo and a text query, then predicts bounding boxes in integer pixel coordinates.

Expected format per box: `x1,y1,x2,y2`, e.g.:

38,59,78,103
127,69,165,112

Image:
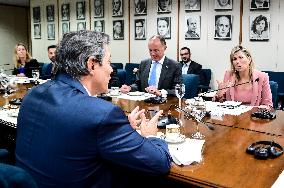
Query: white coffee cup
166,124,180,140
110,87,120,96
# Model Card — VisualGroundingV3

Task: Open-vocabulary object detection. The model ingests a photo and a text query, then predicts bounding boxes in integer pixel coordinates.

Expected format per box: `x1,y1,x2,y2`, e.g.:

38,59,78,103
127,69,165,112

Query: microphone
200,77,260,96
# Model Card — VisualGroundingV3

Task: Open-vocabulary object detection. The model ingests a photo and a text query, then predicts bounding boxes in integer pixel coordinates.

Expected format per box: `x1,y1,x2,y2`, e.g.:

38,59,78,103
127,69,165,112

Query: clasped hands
120,85,162,96
128,106,163,137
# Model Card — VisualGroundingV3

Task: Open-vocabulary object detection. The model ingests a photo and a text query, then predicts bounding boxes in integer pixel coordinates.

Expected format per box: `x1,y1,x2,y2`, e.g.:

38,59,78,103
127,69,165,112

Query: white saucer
164,134,186,143
128,92,144,96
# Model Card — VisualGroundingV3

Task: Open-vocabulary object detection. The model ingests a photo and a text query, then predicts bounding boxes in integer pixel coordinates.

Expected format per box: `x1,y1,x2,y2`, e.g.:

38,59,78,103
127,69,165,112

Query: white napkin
117,93,155,101
168,138,205,165
0,109,18,125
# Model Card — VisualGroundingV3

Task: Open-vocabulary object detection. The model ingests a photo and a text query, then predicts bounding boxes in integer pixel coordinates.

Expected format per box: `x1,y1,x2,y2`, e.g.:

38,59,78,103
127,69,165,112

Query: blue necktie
148,61,158,86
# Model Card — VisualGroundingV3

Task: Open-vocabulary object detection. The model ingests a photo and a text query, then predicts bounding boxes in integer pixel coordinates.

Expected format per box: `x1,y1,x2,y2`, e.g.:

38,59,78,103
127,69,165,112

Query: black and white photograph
215,0,233,10
46,5,54,22
76,1,86,20
94,20,105,33
134,0,147,16
214,15,232,40
157,17,171,39
62,22,70,35
185,15,200,39
33,7,41,23
113,20,124,40
47,23,55,40
94,0,104,18
250,14,270,41
157,0,172,13
61,4,70,21
250,0,270,10
112,0,123,17
185,0,201,11
77,22,86,31
33,24,41,39
134,19,146,40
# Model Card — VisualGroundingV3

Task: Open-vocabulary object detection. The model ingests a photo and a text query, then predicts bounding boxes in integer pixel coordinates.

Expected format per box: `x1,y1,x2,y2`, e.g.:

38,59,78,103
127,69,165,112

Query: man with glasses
135,19,145,39
179,47,205,85
120,35,182,96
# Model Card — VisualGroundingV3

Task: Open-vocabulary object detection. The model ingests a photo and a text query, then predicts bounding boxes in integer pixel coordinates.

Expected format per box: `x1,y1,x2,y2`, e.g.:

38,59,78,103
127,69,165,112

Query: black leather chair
125,63,140,85
198,69,211,93
182,74,200,99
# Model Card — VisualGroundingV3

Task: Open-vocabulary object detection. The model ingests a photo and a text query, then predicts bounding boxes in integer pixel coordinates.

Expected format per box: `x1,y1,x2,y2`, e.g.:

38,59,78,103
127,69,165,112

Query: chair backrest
264,71,284,97
0,149,14,165
182,74,199,99
111,63,124,70
125,63,140,85
269,81,278,108
201,69,211,86
0,163,38,188
117,69,126,85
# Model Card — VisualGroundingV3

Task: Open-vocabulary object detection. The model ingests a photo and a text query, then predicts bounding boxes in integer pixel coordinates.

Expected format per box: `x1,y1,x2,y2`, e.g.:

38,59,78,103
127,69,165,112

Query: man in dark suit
15,31,171,188
41,45,56,79
121,35,182,96
180,47,205,85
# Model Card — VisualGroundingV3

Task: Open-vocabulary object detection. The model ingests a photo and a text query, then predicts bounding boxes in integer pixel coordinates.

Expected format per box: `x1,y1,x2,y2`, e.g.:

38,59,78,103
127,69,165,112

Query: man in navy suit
15,31,171,188
121,35,182,96
179,46,205,85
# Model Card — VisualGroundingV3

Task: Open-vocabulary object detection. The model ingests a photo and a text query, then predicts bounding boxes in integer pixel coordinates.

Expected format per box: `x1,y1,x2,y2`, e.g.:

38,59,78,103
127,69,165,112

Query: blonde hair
13,43,32,68
229,45,254,80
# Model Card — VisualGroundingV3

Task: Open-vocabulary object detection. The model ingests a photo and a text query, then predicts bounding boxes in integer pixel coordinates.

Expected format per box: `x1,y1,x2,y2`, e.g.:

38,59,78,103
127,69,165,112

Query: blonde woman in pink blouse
215,45,272,109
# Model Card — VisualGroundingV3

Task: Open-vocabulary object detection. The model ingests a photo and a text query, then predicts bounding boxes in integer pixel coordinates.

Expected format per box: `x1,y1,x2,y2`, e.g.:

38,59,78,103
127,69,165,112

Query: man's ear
86,56,95,71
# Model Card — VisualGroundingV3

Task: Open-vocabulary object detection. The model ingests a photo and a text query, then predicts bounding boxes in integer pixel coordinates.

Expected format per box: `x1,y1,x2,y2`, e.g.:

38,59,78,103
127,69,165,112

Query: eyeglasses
180,53,189,56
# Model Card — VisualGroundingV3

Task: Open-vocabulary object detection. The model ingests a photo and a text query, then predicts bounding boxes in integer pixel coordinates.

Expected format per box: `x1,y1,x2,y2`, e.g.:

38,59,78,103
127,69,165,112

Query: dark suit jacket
15,73,171,188
13,59,39,78
133,57,182,96
179,60,205,85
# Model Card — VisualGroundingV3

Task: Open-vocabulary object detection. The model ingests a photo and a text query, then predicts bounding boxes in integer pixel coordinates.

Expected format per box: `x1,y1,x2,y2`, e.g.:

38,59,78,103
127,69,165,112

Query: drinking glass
191,108,206,139
32,69,40,81
1,79,9,98
175,84,185,109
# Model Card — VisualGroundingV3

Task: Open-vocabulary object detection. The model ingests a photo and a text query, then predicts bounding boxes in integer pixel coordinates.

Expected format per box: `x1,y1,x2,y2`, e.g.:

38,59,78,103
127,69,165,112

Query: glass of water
32,69,40,81
175,84,185,109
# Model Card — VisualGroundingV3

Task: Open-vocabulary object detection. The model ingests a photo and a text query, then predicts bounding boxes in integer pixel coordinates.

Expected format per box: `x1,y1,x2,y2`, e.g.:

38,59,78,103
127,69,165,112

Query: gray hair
53,30,110,79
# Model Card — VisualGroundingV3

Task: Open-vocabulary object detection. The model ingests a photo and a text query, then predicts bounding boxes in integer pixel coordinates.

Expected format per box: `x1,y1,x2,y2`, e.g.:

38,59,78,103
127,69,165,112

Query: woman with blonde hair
13,43,39,78
215,45,272,109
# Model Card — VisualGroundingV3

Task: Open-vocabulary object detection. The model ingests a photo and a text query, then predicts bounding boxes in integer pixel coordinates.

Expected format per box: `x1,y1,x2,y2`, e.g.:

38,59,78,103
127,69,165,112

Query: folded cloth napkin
168,138,205,165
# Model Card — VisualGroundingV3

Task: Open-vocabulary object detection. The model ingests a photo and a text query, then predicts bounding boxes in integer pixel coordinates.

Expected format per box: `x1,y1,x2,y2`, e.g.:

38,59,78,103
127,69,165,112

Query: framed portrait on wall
112,0,123,17
94,20,105,32
61,4,70,21
250,0,269,10
157,0,172,13
157,17,171,39
185,0,201,11
250,14,270,41
134,0,147,16
94,0,104,18
185,15,200,40
62,22,70,35
76,1,86,20
214,0,233,10
33,24,41,39
77,22,86,31
46,5,54,22
134,19,146,40
33,7,41,23
214,15,232,40
113,20,124,40
47,23,55,40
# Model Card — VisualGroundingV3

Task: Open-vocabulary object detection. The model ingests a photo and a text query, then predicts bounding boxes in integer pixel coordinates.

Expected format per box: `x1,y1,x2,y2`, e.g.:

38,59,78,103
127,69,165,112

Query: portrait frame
113,20,124,40
214,0,233,10
94,0,104,18
214,15,232,40
76,1,86,20
249,14,270,41
134,19,146,40
77,22,86,31
157,0,172,14
61,3,70,21
157,17,171,39
185,0,201,12
250,0,270,11
47,23,55,40
184,15,201,40
112,0,124,17
33,6,41,23
134,0,147,16
62,22,70,35
33,23,41,39
94,20,105,33
46,5,55,22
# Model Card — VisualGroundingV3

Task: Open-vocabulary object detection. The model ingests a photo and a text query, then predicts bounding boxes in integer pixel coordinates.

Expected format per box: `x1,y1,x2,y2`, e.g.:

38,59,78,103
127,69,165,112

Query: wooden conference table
1,83,284,188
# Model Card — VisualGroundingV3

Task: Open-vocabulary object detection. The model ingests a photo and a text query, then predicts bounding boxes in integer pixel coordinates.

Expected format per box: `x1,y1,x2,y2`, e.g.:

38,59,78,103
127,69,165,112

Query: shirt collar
152,55,165,65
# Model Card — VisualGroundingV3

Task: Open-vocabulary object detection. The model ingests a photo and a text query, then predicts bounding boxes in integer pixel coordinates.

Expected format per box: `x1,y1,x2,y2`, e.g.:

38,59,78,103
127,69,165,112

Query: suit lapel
187,62,193,74
158,57,169,89
142,60,152,88
250,71,259,106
